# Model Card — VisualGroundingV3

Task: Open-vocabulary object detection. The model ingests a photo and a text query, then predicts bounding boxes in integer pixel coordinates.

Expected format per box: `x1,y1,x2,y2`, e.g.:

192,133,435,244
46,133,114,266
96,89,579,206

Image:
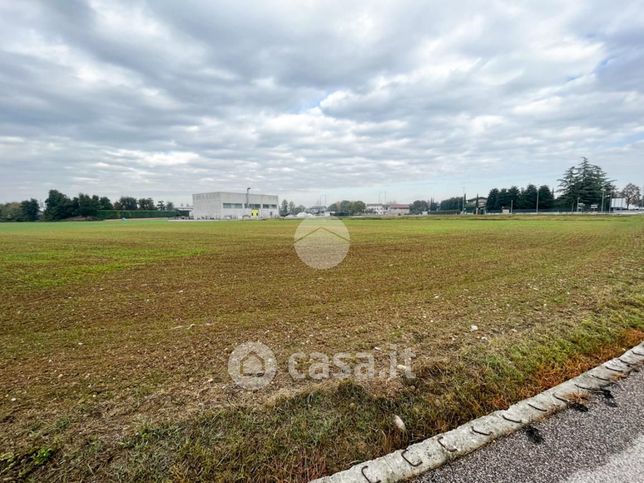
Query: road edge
311,341,644,483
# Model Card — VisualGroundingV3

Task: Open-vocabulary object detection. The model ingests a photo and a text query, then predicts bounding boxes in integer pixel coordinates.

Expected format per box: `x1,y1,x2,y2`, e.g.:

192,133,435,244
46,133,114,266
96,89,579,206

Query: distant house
387,203,410,216
365,203,411,216
366,203,386,215
307,205,329,216
467,197,487,209
466,197,487,213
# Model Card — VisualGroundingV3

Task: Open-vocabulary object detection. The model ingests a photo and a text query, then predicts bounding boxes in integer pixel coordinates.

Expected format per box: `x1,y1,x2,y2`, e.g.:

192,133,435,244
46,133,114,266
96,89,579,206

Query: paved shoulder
415,368,644,483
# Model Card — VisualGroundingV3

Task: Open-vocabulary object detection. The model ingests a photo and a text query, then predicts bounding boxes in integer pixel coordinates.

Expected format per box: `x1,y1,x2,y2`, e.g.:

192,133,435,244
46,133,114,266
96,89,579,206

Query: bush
96,210,179,219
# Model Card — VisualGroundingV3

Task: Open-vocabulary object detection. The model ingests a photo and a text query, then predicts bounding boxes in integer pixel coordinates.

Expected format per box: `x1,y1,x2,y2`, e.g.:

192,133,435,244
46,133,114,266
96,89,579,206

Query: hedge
96,210,179,219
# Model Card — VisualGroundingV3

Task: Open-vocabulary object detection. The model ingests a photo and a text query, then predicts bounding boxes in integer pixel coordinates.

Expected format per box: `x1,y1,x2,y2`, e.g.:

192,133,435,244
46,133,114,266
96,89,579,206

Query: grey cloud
0,0,643,204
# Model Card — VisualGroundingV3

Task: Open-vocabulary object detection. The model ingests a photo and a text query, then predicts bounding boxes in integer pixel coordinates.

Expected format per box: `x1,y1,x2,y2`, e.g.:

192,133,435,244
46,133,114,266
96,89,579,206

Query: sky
1,0,643,206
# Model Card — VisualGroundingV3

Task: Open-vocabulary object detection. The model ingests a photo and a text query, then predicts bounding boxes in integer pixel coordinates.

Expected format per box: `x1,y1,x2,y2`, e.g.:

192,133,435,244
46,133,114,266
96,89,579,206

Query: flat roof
192,191,277,196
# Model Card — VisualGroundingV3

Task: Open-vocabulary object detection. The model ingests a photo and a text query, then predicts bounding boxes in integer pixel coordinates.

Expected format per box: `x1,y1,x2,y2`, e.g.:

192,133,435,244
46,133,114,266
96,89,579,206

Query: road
415,367,644,483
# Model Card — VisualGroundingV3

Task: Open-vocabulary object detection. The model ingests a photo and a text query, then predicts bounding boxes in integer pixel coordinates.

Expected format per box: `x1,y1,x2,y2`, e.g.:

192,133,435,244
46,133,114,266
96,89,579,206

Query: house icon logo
228,342,277,390
294,217,350,269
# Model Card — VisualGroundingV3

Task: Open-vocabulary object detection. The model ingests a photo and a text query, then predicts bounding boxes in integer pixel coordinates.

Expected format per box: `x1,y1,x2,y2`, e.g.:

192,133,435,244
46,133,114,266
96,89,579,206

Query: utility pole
536,188,539,214
462,187,466,214
601,189,605,214
246,187,251,215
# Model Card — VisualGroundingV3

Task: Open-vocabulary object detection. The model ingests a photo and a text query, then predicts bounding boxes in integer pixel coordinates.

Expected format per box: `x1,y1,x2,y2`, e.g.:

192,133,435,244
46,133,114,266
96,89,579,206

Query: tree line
409,200,439,214
486,159,641,211
0,199,40,222
486,185,555,211
327,200,367,215
402,159,641,214
279,199,307,216
0,189,179,222
2,159,641,221
279,199,368,216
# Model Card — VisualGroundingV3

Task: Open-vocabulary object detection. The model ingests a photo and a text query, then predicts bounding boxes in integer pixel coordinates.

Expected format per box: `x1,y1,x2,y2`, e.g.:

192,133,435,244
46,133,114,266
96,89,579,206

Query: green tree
137,198,155,210
558,157,614,210
537,185,554,209
558,165,578,209
155,200,165,211
518,184,538,210
350,200,366,214
508,186,520,210
98,196,113,210
497,188,510,209
486,188,500,211
165,201,175,211
117,196,138,210
20,199,40,221
44,190,76,220
439,197,462,211
78,193,100,217
0,202,22,221
337,200,352,213
288,201,296,214
280,199,289,216
410,200,429,214
325,200,366,215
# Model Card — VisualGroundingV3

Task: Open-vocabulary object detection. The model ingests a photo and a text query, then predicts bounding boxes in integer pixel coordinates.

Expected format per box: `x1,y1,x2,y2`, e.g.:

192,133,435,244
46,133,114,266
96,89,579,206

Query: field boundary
311,341,644,483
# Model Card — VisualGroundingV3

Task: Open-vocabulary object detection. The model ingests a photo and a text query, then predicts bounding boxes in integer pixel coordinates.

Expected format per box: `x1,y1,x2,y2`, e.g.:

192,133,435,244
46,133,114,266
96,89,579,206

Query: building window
223,203,243,209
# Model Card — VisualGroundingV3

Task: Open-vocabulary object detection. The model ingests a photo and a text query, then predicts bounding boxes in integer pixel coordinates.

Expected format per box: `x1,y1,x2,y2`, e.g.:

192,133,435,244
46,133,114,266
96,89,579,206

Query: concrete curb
311,342,644,483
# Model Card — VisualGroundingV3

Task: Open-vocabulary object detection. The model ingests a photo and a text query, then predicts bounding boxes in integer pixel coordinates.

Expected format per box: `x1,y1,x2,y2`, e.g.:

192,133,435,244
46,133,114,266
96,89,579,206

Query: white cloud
0,0,643,204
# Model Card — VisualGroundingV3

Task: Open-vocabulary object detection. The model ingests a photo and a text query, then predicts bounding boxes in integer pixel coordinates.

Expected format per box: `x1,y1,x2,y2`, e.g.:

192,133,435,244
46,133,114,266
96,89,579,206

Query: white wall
192,192,279,219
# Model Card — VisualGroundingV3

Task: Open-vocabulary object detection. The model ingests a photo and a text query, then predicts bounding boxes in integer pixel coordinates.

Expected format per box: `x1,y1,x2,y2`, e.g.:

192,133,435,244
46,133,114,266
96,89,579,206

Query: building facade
192,192,279,219
386,203,410,215
366,203,386,215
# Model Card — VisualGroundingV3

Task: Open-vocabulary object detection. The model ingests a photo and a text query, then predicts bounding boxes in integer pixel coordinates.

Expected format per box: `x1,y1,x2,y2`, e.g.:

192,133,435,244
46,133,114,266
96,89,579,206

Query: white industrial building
192,192,279,219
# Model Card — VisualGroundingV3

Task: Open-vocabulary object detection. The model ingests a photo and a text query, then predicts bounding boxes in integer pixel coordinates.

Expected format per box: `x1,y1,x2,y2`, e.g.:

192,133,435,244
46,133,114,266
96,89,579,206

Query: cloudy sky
1,0,643,206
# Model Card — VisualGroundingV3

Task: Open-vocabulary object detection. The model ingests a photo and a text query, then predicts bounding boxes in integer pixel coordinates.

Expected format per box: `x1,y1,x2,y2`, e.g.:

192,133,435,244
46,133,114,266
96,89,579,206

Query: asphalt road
415,366,644,483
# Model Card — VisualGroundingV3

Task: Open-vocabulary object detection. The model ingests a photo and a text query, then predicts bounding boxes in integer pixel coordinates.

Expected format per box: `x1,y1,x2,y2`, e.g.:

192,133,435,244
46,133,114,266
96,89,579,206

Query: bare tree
621,183,641,209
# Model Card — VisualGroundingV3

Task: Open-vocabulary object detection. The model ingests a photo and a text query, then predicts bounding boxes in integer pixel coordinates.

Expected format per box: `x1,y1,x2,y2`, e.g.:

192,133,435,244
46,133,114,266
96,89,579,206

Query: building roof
193,191,277,197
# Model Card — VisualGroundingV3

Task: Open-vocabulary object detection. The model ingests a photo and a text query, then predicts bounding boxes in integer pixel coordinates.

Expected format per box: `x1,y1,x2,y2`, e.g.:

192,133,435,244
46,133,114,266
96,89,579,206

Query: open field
1,216,643,481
